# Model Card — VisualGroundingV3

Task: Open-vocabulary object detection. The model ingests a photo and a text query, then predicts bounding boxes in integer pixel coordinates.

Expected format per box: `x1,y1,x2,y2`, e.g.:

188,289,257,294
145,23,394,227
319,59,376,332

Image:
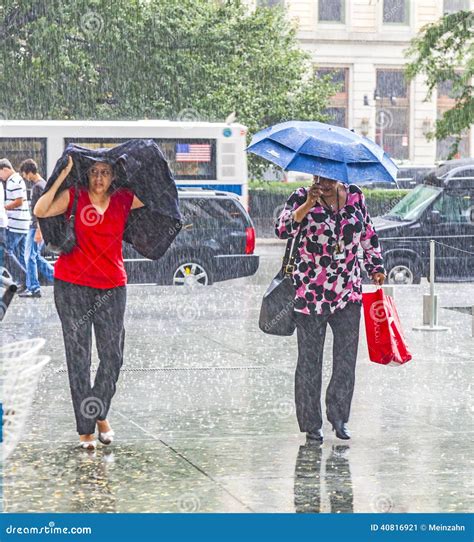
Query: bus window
158,140,216,181
65,138,216,181
0,138,47,176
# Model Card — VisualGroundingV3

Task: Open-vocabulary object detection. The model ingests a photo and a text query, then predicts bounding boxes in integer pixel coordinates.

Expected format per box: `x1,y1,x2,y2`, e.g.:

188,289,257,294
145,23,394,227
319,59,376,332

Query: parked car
123,188,259,285
396,164,435,189
370,159,474,284
360,180,400,190
41,188,259,286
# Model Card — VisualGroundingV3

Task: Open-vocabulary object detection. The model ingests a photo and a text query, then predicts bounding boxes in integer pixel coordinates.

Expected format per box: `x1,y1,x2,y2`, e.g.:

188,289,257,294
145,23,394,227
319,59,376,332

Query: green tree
405,10,474,158
0,0,337,175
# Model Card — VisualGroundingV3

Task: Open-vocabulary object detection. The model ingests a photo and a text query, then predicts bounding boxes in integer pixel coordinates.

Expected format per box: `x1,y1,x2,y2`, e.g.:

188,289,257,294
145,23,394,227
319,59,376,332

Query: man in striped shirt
0,158,30,289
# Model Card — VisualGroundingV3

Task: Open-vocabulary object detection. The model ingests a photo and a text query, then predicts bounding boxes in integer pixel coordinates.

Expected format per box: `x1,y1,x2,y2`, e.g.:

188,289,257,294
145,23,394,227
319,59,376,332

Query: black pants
54,278,126,435
294,302,361,432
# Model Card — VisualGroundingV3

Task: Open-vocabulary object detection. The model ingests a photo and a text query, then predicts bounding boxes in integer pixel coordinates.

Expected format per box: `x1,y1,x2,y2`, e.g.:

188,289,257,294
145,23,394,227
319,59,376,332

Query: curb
256,238,286,246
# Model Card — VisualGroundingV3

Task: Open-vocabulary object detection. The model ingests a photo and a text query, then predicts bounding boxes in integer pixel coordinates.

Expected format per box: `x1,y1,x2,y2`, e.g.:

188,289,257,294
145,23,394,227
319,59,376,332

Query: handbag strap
281,226,303,277
68,185,80,224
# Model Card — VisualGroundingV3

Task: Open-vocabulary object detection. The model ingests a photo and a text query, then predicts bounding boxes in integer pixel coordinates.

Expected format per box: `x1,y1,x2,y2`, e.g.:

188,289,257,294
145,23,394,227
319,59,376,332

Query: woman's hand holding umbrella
34,155,73,218
307,183,323,206
62,155,74,178
292,182,321,223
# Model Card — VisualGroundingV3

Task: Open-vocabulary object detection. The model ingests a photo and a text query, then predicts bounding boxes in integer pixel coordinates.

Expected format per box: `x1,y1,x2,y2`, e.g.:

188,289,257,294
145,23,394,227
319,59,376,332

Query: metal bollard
382,285,395,298
413,240,449,332
422,294,438,326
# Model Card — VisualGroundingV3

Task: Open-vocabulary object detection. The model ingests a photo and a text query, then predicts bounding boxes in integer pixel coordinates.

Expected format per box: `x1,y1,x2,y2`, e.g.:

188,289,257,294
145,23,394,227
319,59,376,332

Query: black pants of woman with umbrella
34,140,181,450
248,121,396,442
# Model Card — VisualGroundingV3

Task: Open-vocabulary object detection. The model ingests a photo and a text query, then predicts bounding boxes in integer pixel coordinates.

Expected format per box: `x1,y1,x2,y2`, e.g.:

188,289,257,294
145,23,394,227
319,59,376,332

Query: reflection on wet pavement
1,245,473,513
294,444,353,514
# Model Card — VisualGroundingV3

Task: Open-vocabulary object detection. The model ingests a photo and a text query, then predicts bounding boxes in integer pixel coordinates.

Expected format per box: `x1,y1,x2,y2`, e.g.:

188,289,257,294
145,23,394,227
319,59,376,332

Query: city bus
0,120,249,205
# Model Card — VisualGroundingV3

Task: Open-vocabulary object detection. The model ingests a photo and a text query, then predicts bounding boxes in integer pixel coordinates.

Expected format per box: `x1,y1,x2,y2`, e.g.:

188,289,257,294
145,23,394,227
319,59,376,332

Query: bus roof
0,119,247,130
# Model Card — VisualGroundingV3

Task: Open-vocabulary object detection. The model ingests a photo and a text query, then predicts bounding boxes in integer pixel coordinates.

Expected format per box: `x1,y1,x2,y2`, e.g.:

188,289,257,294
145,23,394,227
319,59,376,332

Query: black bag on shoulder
259,227,303,336
40,186,80,255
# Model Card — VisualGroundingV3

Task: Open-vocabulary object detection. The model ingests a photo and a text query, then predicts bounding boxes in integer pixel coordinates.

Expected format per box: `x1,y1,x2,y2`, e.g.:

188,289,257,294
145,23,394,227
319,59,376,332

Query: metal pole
380,111,384,150
413,239,449,332
429,239,435,328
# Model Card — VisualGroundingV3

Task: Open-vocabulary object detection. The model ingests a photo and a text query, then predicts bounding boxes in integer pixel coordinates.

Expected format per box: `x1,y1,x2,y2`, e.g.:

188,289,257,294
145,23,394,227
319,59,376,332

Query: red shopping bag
362,288,412,366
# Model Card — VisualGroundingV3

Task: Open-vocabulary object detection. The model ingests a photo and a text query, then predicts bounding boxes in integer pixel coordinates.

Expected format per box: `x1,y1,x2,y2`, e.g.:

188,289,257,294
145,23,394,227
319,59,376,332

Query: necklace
321,185,340,213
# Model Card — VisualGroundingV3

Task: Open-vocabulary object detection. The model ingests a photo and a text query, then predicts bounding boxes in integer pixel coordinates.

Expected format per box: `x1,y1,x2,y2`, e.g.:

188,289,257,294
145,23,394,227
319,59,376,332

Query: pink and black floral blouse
275,184,385,316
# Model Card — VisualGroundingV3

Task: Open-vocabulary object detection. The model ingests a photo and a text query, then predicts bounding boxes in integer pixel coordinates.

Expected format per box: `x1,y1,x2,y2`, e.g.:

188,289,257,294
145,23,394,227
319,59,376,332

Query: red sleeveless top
54,187,134,289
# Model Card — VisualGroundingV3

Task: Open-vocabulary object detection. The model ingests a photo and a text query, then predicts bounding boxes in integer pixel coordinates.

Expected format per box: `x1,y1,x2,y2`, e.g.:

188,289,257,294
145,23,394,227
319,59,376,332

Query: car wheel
171,258,213,286
385,257,421,285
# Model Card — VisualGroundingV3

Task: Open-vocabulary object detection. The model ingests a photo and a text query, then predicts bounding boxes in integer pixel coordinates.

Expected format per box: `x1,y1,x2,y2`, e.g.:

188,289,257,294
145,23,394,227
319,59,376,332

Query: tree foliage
405,10,474,158
0,0,337,174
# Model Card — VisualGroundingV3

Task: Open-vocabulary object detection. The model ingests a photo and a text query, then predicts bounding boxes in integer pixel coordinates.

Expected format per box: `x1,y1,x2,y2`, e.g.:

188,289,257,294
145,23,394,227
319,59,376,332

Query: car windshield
385,184,442,221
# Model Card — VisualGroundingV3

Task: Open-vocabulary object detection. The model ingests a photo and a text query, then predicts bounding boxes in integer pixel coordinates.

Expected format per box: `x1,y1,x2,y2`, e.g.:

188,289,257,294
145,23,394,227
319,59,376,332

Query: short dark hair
19,159,38,175
0,158,13,170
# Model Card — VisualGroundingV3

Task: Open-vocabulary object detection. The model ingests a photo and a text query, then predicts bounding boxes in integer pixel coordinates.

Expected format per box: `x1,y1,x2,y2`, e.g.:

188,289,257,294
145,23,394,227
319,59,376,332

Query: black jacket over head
38,139,182,260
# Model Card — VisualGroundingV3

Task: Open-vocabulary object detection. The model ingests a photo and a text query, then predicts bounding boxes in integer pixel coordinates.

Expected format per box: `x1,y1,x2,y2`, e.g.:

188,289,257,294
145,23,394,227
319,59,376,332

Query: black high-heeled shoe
330,420,351,440
306,428,324,443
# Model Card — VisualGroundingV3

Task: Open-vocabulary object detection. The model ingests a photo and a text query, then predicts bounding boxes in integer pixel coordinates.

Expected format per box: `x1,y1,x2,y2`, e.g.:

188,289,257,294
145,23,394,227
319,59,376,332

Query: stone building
249,0,473,165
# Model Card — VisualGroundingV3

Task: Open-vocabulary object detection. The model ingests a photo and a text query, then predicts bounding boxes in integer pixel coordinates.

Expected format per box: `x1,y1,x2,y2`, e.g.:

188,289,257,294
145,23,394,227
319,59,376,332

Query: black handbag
259,227,303,336
43,186,80,255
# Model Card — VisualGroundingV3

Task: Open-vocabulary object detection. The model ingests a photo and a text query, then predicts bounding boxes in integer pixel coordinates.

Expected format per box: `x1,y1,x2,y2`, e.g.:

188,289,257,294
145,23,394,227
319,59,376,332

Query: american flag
176,143,211,162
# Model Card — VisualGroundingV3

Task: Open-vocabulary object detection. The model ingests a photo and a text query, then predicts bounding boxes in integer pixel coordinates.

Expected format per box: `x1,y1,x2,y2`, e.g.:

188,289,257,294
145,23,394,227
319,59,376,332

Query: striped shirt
5,173,30,234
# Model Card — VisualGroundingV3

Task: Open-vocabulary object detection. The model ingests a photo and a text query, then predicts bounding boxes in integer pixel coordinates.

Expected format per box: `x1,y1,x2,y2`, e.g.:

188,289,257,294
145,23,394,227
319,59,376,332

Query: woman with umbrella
34,155,145,450
248,121,395,442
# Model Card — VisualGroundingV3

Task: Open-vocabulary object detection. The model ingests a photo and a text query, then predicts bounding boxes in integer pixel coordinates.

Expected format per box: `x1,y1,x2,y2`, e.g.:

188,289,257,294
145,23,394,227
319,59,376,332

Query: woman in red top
35,156,144,450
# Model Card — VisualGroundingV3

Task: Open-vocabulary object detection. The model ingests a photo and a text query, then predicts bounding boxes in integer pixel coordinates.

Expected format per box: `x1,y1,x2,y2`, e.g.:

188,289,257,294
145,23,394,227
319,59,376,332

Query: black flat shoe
330,420,351,440
306,429,324,443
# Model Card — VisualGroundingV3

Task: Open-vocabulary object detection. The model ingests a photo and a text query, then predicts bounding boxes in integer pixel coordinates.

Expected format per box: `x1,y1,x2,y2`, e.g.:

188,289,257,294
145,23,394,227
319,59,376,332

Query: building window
443,0,470,14
375,69,410,160
318,0,345,23
436,78,470,160
315,67,349,127
257,0,284,6
383,0,409,24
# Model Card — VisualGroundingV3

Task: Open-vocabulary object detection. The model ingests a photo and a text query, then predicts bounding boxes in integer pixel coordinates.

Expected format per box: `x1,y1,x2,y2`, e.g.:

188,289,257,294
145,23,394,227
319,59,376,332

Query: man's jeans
4,229,27,284
25,228,54,292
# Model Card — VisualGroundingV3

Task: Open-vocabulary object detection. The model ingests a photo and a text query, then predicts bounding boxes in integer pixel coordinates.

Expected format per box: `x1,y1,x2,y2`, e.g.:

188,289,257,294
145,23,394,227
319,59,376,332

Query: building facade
251,0,473,166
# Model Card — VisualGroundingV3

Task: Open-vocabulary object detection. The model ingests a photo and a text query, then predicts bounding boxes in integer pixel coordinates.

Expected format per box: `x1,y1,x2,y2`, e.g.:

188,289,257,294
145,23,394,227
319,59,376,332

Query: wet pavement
1,243,473,513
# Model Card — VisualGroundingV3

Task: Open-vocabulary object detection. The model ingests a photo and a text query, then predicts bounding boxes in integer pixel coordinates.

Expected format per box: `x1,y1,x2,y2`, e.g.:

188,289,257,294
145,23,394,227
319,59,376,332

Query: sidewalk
1,247,472,513
256,237,285,246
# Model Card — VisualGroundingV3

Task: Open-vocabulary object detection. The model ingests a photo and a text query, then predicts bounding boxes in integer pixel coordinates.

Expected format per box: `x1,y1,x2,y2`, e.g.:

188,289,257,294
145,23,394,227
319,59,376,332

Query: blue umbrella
247,120,398,184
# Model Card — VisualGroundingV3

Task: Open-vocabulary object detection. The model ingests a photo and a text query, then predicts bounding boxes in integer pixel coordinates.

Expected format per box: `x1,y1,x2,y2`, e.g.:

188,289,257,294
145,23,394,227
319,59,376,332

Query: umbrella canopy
247,121,398,184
